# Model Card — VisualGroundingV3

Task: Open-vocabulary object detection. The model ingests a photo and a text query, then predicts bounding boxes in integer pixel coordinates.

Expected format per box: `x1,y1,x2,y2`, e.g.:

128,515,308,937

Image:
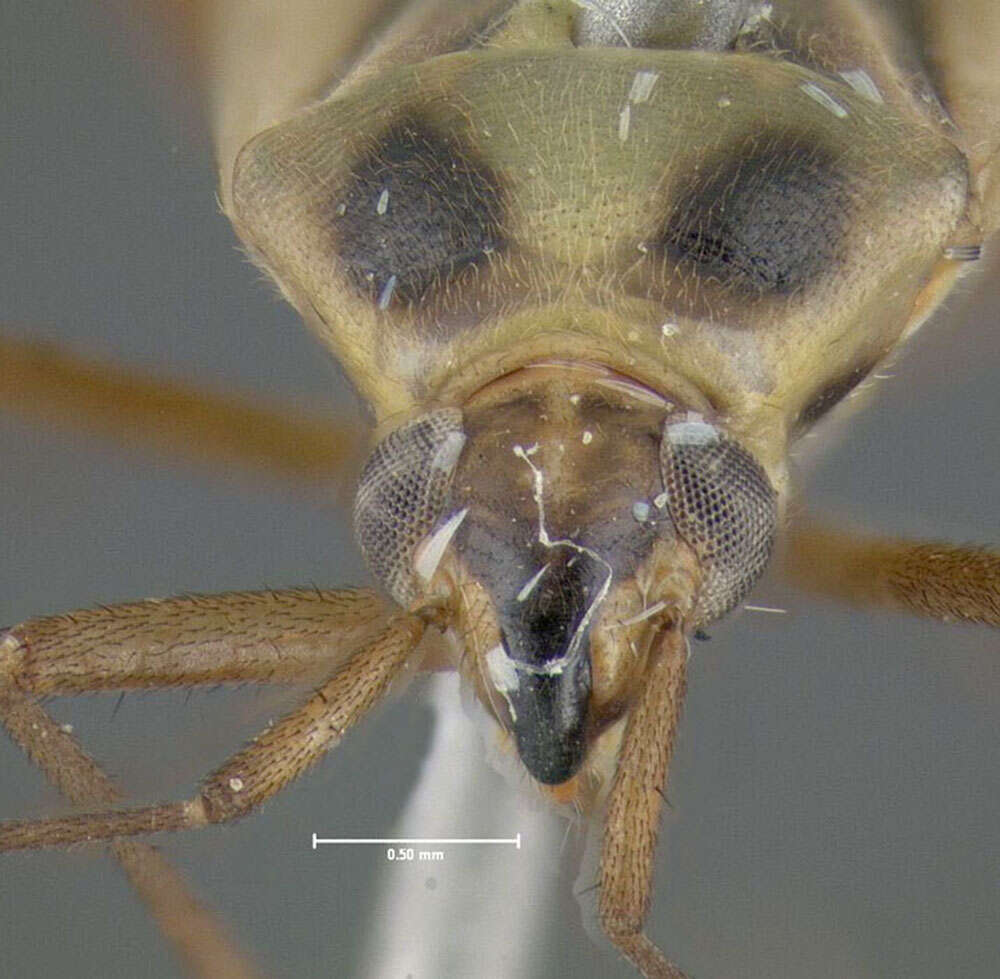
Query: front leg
0,587,394,975
0,643,261,979
0,611,424,850
600,625,690,979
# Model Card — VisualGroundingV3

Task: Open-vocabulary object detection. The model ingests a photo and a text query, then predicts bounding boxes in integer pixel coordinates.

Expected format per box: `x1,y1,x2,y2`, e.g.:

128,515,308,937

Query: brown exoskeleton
1,1,1000,972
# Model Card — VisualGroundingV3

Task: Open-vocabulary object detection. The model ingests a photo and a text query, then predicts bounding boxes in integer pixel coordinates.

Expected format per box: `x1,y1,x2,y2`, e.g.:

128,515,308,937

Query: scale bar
312,833,521,850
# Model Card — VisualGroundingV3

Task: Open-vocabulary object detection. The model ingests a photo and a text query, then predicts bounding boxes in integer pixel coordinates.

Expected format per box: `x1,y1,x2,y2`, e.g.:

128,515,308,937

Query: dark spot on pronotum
331,117,505,307
660,136,855,295
796,360,876,431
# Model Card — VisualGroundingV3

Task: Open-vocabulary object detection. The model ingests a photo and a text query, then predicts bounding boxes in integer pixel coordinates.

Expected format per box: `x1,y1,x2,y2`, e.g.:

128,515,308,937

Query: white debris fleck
838,68,883,103
581,430,594,445
60,723,74,734
377,274,397,310
376,188,390,215
516,563,550,602
653,491,669,509
743,604,788,614
617,600,667,628
486,644,519,693
618,103,631,142
619,70,660,142
569,393,581,406
631,501,651,523
660,321,679,339
628,70,659,104
717,95,732,108
431,430,467,474
799,82,848,118
666,414,719,446
335,202,347,216
485,644,520,721
414,507,469,584
228,777,244,793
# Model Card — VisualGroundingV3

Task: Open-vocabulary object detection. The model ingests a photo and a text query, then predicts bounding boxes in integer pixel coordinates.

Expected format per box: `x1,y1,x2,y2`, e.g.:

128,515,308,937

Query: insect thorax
230,8,972,788
233,41,967,468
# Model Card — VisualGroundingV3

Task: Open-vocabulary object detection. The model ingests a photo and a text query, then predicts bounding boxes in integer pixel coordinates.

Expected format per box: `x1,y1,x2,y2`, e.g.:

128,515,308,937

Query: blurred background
2,3,999,977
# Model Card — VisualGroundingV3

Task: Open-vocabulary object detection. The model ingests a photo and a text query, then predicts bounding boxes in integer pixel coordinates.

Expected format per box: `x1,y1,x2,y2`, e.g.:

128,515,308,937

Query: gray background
2,3,999,977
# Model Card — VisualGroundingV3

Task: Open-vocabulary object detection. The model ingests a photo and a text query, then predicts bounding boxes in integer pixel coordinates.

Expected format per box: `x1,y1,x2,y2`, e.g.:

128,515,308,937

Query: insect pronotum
3,2,999,978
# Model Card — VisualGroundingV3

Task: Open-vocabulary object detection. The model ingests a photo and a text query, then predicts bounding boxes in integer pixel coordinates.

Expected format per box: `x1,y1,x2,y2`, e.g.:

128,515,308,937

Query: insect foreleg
0,588,389,694
0,612,422,851
0,655,260,978
600,625,690,979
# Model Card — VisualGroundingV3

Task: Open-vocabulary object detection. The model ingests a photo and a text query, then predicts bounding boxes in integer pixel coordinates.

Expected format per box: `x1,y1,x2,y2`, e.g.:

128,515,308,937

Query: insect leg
0,332,357,488
600,625,690,979
2,587,390,695
0,664,260,978
0,588,395,972
0,613,424,851
786,520,1000,627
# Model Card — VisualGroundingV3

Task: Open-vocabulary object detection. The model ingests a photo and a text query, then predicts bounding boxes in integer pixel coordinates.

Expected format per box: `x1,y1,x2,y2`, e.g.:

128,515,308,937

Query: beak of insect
442,532,702,791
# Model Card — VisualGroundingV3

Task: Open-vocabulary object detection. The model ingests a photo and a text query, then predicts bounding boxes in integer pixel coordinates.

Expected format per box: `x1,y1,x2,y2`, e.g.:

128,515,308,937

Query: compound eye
353,409,466,606
659,415,777,622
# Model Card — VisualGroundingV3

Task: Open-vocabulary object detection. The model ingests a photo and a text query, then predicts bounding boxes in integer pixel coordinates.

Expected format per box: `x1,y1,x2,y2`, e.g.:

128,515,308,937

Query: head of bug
353,363,777,801
229,8,973,805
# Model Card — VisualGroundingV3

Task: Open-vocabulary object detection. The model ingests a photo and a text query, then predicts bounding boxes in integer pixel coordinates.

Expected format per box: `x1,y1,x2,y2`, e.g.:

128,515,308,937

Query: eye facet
353,408,466,606
659,414,777,622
